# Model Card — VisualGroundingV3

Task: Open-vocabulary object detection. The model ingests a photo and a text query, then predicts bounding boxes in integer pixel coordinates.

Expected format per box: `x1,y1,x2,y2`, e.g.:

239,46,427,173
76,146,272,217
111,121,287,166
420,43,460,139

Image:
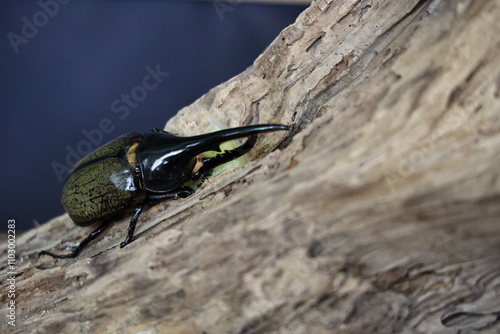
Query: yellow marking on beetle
126,141,140,165
191,155,204,175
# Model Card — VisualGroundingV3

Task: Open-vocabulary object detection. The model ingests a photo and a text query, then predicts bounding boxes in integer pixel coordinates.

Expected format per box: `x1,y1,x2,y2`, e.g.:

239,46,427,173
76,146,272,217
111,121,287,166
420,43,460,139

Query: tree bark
2,0,499,333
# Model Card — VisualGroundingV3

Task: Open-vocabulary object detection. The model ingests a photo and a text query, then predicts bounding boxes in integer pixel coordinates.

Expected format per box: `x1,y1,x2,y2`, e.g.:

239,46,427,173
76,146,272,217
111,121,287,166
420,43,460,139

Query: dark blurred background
0,1,307,233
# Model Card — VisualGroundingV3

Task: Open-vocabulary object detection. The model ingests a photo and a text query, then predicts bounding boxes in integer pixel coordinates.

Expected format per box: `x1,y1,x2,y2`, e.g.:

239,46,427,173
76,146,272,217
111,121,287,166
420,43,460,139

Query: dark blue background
0,1,306,232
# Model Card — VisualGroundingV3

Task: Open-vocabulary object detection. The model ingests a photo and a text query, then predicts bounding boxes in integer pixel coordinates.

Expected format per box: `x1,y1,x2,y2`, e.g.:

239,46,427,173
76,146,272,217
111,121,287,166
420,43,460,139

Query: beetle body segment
62,157,143,226
61,132,144,226
43,124,288,258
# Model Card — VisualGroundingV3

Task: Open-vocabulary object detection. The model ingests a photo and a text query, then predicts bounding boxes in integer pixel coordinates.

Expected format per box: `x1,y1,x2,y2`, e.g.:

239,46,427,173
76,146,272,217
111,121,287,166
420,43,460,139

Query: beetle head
136,124,288,193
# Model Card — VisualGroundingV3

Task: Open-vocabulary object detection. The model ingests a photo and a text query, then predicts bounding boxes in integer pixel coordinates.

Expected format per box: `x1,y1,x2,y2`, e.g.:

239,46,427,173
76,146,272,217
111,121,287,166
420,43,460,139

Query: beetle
40,124,288,258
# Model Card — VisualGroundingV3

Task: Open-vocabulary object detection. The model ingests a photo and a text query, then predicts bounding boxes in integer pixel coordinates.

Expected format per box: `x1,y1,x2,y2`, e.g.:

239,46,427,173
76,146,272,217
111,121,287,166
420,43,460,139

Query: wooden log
1,0,499,333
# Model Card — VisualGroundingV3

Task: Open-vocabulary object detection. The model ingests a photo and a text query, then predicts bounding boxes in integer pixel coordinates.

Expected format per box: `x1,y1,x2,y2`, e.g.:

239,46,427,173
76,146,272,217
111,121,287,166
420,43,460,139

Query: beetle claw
39,250,77,259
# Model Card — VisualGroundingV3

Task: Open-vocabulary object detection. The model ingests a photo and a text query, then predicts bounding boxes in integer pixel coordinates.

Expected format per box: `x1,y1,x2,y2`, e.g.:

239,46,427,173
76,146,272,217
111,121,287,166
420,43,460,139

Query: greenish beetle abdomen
61,133,144,226
62,157,143,226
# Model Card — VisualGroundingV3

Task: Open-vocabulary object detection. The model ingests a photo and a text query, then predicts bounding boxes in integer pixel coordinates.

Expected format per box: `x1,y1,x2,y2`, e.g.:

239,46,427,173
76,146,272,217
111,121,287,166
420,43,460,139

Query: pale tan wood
2,0,499,333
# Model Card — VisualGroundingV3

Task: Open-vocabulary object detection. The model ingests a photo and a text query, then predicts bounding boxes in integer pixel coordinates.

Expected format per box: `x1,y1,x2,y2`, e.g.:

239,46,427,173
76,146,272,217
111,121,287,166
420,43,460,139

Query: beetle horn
183,124,289,154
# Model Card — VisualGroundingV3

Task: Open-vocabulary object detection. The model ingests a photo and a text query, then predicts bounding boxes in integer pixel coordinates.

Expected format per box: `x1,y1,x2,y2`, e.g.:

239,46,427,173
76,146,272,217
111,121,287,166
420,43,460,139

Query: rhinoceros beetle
39,124,288,258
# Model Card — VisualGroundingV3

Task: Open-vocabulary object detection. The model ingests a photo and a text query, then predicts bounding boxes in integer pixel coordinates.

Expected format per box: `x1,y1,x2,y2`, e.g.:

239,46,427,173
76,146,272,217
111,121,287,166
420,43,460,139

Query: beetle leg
119,206,143,248
148,186,195,202
119,188,188,247
120,186,195,248
39,221,110,259
175,186,196,198
192,135,258,180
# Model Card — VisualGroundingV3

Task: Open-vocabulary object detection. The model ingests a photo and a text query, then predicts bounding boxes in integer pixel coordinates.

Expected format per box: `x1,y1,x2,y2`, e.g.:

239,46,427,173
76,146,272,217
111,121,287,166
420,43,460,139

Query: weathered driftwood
2,0,499,333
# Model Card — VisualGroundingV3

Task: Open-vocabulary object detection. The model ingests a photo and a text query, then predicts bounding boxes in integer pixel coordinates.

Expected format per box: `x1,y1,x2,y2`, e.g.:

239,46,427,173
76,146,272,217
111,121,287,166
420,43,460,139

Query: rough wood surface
2,0,499,333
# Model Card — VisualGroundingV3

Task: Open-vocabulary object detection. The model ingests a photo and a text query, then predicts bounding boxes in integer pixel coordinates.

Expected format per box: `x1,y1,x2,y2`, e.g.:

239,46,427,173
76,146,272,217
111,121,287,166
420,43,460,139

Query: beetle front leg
120,186,195,248
120,206,143,248
39,221,110,259
148,186,195,202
